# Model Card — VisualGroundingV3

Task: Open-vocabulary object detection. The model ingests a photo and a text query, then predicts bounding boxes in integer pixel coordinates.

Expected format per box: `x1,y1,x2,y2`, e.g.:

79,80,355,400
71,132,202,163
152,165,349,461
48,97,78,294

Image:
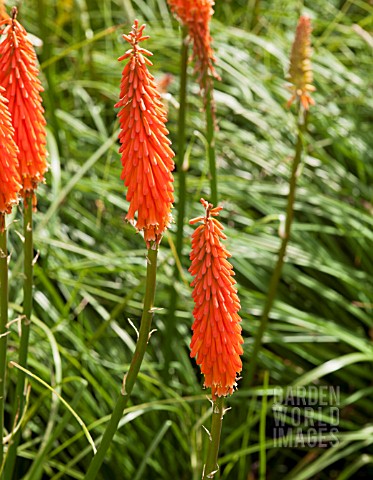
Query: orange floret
189,199,243,399
0,8,47,193
0,87,21,214
115,20,175,246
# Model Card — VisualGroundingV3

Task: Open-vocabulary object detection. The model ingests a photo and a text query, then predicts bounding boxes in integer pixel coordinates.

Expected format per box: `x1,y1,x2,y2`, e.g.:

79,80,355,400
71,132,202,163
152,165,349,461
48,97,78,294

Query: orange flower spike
189,0,220,91
189,199,243,399
115,20,175,246
167,0,220,92
287,16,316,110
0,88,21,215
0,8,47,193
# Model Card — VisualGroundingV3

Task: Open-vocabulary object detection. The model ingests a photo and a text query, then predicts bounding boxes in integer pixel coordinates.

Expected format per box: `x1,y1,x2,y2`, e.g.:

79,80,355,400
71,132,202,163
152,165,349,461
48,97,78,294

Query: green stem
245,107,307,388
3,194,33,479
175,27,189,262
205,80,218,206
165,28,189,369
203,397,224,479
0,214,8,475
84,246,158,480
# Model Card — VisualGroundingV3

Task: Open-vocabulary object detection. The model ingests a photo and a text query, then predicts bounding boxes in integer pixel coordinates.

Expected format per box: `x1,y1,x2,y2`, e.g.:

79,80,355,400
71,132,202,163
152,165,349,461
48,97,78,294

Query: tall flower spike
0,8,47,193
115,20,175,246
0,87,21,215
167,0,220,93
287,16,315,110
189,199,243,399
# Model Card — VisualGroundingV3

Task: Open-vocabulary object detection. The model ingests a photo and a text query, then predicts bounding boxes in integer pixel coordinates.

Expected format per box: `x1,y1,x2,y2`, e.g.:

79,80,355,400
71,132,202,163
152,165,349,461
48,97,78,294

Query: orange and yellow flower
167,0,219,93
189,199,243,399
0,87,21,215
0,8,47,193
115,20,175,246
287,16,315,110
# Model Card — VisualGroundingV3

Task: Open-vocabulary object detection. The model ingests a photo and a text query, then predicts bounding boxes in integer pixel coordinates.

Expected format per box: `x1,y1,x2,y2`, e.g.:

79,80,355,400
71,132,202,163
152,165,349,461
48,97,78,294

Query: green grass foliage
4,0,373,478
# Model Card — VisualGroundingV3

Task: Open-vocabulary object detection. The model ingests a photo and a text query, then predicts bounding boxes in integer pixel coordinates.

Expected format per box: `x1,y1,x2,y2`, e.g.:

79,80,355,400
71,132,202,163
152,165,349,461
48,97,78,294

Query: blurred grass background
4,0,373,478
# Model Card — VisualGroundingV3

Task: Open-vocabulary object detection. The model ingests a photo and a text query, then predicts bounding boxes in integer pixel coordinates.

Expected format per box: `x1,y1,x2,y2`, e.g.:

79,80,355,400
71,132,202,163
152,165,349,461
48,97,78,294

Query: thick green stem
175,27,189,262
0,214,8,475
205,81,218,206
84,246,158,480
245,108,307,387
3,194,33,479
165,27,189,369
203,397,224,479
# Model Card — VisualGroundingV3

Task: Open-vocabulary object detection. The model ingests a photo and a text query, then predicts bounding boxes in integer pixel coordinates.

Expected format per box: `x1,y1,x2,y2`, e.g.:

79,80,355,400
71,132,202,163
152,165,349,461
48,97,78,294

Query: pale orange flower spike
0,87,21,215
287,16,316,110
189,199,243,399
0,8,47,194
115,20,175,247
167,0,220,93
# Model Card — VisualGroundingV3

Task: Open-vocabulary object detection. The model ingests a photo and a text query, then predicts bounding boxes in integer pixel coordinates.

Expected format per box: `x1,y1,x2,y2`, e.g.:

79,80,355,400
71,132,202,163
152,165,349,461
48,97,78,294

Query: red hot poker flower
0,87,21,214
287,16,315,110
189,199,243,399
0,8,47,193
115,20,175,246
167,0,220,93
